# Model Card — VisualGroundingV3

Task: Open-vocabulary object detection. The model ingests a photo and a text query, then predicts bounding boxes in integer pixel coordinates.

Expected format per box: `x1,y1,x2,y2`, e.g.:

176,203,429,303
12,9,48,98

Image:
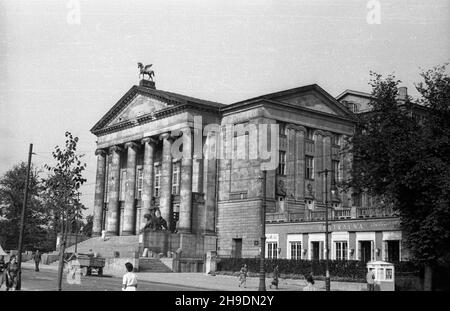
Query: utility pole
258,169,267,291
318,168,331,291
16,143,33,290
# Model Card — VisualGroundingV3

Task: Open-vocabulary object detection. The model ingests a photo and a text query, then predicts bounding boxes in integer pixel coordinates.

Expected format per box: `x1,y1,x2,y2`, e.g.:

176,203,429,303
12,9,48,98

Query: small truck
77,254,105,276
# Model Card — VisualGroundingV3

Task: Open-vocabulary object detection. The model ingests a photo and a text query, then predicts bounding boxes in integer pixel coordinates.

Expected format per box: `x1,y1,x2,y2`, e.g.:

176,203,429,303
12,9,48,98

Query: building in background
90,77,411,261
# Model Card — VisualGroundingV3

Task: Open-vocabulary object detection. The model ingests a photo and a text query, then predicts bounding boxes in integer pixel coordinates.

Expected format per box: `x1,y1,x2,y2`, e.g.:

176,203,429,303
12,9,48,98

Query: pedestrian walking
238,264,247,288
303,275,317,291
366,269,375,291
122,262,138,291
32,250,41,272
0,255,20,291
269,265,280,289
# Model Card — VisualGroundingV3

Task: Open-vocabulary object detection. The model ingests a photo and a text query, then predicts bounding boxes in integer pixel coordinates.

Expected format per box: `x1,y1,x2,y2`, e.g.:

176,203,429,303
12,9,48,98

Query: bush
217,258,422,281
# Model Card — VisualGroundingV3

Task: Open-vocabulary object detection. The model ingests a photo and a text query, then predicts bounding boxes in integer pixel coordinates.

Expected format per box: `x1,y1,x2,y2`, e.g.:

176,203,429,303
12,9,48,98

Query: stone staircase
65,235,140,258
138,257,173,273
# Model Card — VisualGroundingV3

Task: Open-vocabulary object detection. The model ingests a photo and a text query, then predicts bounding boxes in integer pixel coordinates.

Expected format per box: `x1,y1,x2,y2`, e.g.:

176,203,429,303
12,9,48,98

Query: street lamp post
318,168,336,292
258,169,267,291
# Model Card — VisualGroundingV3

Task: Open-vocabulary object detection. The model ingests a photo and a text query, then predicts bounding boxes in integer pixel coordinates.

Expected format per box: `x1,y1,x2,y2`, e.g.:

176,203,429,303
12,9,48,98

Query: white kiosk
367,261,395,291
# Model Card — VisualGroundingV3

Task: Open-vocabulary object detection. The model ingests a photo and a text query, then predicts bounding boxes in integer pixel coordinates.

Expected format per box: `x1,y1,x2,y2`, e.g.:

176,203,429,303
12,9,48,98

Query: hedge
217,258,423,280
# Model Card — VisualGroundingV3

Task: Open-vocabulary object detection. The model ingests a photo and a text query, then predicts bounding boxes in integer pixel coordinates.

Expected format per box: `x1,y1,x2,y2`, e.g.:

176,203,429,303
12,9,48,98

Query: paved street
0,262,366,291
1,264,209,291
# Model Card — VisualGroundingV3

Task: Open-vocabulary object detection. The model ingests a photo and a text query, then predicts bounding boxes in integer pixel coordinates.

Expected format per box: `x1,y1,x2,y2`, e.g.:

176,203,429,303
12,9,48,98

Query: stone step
138,258,173,273
64,236,140,258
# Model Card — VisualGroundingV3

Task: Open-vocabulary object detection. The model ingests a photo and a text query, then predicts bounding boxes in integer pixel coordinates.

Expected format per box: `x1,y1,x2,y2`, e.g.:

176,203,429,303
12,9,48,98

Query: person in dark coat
0,255,19,291
32,250,41,272
269,265,280,289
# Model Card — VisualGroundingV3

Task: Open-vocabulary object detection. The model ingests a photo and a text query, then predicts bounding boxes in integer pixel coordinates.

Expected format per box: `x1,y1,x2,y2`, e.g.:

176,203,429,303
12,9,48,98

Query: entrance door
311,242,320,260
360,241,372,262
387,240,400,262
232,239,242,258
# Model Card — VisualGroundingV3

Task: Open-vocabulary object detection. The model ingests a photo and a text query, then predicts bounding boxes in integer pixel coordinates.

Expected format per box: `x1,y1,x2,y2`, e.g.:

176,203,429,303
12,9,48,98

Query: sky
0,0,449,216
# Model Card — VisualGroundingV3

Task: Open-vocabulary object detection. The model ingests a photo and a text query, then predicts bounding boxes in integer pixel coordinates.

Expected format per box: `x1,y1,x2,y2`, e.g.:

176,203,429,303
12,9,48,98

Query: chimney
397,86,407,103
139,79,156,89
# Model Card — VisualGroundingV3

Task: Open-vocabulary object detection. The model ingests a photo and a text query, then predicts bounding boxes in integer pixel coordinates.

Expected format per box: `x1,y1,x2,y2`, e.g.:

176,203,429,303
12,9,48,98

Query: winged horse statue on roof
138,63,155,81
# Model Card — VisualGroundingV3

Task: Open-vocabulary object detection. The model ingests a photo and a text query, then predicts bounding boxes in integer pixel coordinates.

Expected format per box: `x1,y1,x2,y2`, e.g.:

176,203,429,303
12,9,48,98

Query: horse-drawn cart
77,255,105,276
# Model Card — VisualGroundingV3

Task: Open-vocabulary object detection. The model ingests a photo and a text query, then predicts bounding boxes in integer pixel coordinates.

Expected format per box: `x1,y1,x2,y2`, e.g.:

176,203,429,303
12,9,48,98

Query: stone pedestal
141,230,217,258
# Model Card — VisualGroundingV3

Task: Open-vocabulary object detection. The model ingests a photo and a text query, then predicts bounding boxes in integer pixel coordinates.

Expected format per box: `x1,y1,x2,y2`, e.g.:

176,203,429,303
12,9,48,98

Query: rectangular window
279,123,287,136
352,192,362,207
305,156,314,180
278,151,286,175
332,160,340,182
154,165,161,197
306,128,314,140
267,242,278,259
290,241,302,260
331,133,340,146
335,241,348,260
172,162,180,195
136,166,143,199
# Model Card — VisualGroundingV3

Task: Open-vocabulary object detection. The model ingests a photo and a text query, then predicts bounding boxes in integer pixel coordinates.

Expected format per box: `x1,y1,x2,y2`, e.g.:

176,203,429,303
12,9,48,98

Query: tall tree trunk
423,264,433,291
57,211,69,291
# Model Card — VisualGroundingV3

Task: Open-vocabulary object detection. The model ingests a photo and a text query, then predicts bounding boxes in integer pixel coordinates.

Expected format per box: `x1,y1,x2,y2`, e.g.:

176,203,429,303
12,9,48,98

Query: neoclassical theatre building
90,77,406,262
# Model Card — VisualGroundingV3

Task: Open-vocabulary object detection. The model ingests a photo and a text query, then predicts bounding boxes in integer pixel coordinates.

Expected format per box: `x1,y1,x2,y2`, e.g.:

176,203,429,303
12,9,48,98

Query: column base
121,231,136,236
177,228,192,234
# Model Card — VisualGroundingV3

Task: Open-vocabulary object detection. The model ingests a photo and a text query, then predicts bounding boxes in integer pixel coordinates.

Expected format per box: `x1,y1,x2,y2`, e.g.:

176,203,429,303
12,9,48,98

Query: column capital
109,145,123,154
313,130,326,139
95,148,107,156
322,131,333,138
159,132,176,141
141,137,157,146
286,124,307,134
124,141,140,150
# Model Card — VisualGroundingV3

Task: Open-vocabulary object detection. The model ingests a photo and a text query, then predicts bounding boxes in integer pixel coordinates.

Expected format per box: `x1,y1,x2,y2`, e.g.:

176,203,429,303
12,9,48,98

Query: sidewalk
136,272,311,291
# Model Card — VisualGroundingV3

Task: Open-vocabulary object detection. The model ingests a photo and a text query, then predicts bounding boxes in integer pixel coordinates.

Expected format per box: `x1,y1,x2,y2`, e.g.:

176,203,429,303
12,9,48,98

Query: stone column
203,131,218,234
314,131,324,202
159,133,173,229
286,127,296,199
122,142,139,235
92,148,107,237
178,128,193,233
323,134,332,202
295,128,306,198
140,137,156,231
106,145,122,236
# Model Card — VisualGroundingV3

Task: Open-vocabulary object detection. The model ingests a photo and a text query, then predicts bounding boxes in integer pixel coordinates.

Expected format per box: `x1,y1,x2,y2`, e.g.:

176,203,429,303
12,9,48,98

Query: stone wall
141,230,216,258
217,199,262,258
103,257,140,276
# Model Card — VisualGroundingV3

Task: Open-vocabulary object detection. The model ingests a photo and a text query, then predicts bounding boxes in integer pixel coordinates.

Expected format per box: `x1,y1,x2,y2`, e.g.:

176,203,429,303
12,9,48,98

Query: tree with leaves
0,162,53,252
43,131,87,291
348,64,450,290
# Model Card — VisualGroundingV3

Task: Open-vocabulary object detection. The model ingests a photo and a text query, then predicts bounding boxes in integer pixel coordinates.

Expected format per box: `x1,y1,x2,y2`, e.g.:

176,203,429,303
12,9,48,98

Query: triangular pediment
228,84,354,118
276,92,339,115
107,94,172,126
